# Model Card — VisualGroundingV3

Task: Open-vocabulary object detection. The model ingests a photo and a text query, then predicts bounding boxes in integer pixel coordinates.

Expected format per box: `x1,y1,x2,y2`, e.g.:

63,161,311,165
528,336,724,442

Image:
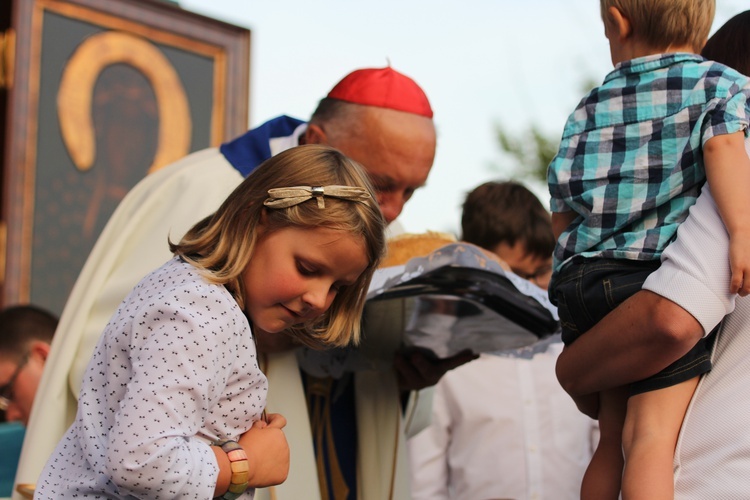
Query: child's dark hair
702,10,750,76
0,305,58,362
171,144,387,347
461,180,554,259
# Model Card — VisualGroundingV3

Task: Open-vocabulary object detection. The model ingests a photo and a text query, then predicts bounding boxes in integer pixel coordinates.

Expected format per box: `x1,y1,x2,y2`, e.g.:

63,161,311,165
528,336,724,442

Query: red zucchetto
327,66,433,119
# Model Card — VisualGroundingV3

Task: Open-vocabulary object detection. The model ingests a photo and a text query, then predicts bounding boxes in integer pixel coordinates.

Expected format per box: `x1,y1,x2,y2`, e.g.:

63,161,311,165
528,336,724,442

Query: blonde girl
37,144,386,500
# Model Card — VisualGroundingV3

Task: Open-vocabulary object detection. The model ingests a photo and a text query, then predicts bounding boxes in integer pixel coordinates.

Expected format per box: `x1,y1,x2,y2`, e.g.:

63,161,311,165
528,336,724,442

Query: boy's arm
703,131,750,296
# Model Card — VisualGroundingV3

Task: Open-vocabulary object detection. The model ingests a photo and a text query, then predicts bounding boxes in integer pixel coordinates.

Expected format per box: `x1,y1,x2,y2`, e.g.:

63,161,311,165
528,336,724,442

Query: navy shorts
551,258,715,395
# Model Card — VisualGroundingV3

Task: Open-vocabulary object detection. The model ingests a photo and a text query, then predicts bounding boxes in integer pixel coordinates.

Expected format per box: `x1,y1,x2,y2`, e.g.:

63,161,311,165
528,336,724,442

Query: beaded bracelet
212,439,249,499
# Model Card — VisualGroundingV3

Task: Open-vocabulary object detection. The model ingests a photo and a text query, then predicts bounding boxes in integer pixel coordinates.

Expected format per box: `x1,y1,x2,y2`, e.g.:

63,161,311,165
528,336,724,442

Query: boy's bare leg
581,387,628,500
621,377,700,500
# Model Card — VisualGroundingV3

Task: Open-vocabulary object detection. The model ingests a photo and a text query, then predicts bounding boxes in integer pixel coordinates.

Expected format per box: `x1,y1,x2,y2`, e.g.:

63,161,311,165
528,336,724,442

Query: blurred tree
492,76,598,183
494,123,559,183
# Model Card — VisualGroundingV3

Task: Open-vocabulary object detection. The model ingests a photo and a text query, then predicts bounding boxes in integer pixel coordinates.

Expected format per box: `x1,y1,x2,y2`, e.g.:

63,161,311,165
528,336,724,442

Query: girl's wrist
212,439,250,499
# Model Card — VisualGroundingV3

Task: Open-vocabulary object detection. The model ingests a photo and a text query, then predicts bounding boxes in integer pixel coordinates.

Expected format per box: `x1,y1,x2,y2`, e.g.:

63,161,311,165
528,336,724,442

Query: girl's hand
238,413,290,487
729,235,750,297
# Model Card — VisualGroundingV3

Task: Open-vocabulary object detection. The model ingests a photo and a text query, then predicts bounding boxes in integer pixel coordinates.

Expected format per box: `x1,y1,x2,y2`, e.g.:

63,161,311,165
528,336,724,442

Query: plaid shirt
548,53,750,275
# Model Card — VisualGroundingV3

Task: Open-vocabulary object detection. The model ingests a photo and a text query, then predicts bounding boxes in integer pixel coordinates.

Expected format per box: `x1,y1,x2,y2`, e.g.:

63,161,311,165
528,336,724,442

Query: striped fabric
548,53,750,275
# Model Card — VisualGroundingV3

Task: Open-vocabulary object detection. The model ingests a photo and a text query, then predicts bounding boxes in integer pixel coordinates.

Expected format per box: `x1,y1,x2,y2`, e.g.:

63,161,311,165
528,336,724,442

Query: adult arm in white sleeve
557,184,735,397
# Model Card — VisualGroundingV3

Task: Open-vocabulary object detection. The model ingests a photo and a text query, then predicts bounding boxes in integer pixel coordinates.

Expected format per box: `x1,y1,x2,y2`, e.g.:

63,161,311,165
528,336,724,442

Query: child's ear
607,6,632,41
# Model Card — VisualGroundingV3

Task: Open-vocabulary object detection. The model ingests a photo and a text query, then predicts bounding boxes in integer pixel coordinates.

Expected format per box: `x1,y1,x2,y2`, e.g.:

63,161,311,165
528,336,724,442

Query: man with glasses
0,305,57,425
0,305,57,497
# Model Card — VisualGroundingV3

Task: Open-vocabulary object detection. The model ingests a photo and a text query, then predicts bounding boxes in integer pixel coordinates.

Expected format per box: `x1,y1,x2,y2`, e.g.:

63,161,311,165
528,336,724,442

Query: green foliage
493,76,598,183
493,123,560,183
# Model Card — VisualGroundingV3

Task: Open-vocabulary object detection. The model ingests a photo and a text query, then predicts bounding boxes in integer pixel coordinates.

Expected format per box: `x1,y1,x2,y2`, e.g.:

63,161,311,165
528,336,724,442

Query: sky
178,0,748,236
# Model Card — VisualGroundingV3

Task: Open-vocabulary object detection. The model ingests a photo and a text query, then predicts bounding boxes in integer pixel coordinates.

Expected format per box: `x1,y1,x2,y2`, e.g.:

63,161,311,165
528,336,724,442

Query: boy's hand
703,131,750,297
729,235,750,296
239,412,290,487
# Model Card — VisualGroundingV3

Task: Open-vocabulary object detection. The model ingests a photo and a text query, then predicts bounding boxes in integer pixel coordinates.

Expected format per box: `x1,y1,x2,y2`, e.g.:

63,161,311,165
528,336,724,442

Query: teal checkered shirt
548,53,750,276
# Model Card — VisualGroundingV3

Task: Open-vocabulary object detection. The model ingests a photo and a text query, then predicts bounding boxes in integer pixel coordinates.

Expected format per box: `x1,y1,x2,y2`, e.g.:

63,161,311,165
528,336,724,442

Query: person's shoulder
117,259,248,343
130,258,238,315
153,148,239,186
557,76,611,140
113,147,238,212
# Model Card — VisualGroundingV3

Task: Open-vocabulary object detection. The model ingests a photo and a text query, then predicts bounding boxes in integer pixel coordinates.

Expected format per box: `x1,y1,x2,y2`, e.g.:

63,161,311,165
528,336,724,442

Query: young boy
408,180,598,500
547,1,750,499
461,180,553,288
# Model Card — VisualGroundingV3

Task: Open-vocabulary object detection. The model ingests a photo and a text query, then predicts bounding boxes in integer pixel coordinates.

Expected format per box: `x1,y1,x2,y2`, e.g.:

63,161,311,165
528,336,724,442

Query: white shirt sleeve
407,380,452,500
642,184,736,336
102,288,240,498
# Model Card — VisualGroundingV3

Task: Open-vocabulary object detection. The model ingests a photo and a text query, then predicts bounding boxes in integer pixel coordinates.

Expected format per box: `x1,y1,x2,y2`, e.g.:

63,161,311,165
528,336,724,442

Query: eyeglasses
0,352,30,412
511,264,552,286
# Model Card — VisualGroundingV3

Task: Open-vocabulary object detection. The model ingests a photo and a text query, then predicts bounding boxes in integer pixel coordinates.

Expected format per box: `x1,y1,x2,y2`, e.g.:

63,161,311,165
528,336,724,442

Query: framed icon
1,0,250,313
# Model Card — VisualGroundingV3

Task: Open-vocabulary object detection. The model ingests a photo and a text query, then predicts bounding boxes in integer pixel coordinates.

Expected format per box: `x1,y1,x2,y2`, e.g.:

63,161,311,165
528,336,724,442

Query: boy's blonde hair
600,0,715,53
171,144,387,348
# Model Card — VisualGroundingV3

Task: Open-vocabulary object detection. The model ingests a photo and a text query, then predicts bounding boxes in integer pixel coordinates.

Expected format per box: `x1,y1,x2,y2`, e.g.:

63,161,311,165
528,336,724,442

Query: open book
298,243,561,377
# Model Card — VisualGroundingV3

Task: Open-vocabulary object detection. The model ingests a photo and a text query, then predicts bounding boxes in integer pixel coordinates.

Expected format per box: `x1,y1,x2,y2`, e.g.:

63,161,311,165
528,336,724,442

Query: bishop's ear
304,123,328,145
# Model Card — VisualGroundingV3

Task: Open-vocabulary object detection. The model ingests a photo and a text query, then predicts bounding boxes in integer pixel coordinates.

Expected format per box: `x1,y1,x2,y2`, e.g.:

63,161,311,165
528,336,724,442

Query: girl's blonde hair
600,0,715,53
171,144,387,348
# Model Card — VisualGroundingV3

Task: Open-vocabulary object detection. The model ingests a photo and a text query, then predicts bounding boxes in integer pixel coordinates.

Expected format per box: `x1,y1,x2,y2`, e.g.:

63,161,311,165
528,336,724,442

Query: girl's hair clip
264,185,371,209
